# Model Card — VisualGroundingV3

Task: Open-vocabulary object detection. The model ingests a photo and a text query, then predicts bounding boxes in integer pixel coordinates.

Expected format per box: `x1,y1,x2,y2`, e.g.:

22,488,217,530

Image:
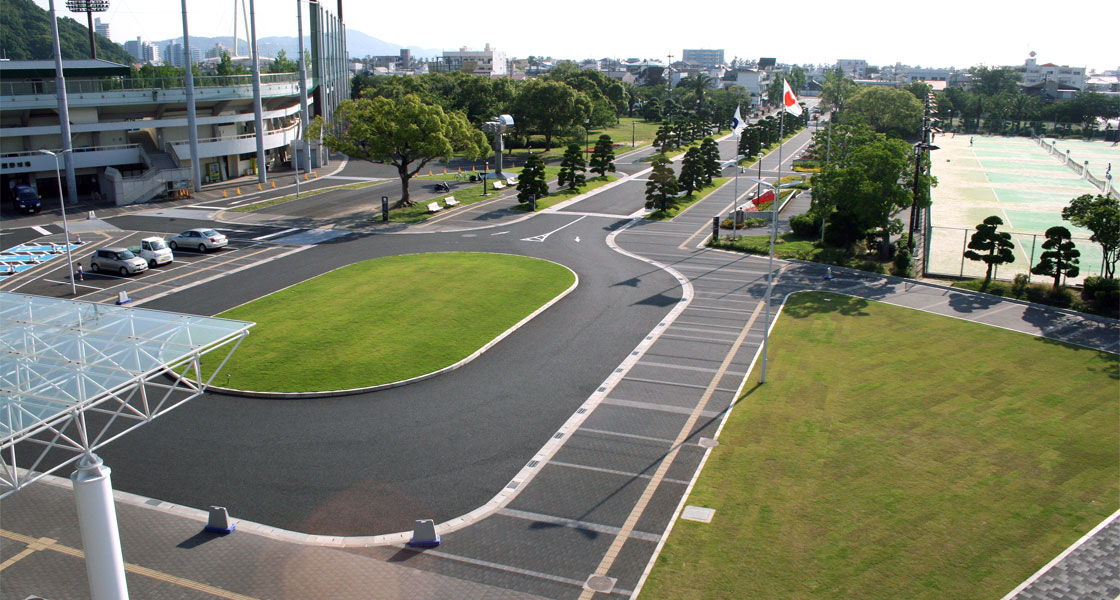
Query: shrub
892,247,912,278
1082,276,1120,318
1011,274,1030,297
853,259,886,274
720,217,768,229
790,214,821,237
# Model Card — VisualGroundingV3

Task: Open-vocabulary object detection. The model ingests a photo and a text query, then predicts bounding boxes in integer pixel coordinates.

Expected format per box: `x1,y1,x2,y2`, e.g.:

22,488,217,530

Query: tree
1031,227,1080,290
589,135,617,177
215,51,245,76
557,144,586,190
645,155,680,212
267,49,298,73
1062,194,1119,279
517,153,549,205
903,81,933,102
969,66,1022,97
687,72,713,110
678,147,706,196
512,79,589,150
963,216,1016,290
820,66,857,113
700,137,722,186
842,86,924,138
314,94,489,208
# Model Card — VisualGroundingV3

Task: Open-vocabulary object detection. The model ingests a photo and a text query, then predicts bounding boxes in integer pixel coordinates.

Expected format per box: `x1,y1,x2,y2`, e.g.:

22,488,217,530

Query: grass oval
206,252,575,392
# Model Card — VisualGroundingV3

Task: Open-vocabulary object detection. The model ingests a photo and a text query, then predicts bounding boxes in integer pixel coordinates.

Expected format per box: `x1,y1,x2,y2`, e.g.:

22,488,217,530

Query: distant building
894,64,952,84
836,59,868,78
165,41,202,68
124,37,144,62
1013,53,1086,91
683,49,724,68
94,17,109,41
441,44,507,76
206,43,231,60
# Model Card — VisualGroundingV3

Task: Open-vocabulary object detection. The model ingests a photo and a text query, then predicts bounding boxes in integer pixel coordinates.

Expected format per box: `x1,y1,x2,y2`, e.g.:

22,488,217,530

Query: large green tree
842,87,924,138
678,147,706,196
963,216,1016,290
0,0,133,63
512,79,589,151
969,66,1022,97
820,67,858,113
1062,194,1119,279
314,94,489,208
267,49,298,73
1031,226,1080,290
645,155,680,212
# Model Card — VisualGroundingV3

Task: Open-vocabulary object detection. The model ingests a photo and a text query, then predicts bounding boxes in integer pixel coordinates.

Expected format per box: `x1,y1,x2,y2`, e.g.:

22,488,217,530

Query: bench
506,177,516,185
492,181,505,190
427,201,442,213
444,196,459,208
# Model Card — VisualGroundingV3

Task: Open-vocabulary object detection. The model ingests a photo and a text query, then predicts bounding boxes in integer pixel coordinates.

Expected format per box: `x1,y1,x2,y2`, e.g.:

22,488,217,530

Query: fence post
960,228,968,276
1028,234,1037,283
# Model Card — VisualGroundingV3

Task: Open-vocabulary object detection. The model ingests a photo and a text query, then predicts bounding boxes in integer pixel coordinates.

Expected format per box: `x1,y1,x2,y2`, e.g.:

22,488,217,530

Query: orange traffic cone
271,181,276,188
458,167,462,174
443,168,447,174
257,183,262,191
472,166,476,172
428,169,432,176
236,187,242,195
222,190,227,198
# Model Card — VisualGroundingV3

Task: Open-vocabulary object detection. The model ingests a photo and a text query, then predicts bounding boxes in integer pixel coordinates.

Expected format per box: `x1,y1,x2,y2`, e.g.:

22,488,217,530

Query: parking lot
0,229,312,305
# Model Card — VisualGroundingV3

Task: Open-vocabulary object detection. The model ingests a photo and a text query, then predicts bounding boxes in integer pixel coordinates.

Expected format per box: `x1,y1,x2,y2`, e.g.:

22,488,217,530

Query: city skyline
30,0,1119,72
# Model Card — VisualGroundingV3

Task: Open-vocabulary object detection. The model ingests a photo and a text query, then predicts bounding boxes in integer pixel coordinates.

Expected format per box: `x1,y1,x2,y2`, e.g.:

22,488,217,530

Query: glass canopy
0,292,253,497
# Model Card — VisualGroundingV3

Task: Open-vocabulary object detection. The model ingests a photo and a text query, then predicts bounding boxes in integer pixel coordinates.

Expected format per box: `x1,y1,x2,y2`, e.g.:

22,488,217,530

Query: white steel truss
0,292,253,497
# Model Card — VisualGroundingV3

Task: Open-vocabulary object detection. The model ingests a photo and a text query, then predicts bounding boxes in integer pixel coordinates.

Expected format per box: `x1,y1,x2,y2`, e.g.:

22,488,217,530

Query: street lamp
747,176,801,385
39,149,78,295
584,119,590,155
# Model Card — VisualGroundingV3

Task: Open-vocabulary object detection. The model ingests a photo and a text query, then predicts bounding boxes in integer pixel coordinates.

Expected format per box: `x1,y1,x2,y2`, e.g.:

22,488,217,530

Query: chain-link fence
926,225,1105,286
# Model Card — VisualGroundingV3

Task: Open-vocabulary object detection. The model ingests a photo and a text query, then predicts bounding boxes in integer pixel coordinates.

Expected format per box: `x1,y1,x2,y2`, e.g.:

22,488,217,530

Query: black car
11,185,41,214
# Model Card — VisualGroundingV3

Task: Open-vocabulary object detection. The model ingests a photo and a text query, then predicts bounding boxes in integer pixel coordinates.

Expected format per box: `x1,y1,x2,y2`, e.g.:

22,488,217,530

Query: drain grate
583,574,617,593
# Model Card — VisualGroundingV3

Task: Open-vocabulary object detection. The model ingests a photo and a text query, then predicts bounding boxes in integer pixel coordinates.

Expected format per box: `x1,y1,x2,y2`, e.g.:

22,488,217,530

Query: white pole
47,0,78,206
733,129,739,239
181,0,202,193
41,149,77,294
760,110,786,384
71,454,128,600
249,0,267,184
297,0,311,176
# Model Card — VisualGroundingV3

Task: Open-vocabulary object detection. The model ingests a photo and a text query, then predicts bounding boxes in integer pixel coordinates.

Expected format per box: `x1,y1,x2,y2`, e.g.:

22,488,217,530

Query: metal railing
1,73,301,97
0,143,140,159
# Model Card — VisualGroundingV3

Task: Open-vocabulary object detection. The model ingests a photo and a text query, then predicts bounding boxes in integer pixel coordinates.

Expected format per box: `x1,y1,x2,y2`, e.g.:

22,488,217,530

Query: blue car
10,185,41,214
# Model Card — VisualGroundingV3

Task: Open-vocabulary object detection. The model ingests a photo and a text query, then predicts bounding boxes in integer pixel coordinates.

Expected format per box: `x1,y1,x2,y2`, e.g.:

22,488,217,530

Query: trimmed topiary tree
516,153,549,206
557,143,586,191
1031,226,1080,290
963,215,1015,291
589,135,617,177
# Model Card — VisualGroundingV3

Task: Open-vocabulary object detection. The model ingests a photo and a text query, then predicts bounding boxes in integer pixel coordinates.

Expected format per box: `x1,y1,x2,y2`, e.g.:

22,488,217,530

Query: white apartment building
441,44,507,76
1014,53,1087,91
683,49,725,68
94,17,109,41
836,59,868,78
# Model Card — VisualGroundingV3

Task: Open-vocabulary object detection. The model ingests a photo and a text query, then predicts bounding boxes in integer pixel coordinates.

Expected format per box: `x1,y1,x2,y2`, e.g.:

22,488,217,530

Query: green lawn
646,177,730,220
505,117,661,162
641,292,1119,600
202,253,575,392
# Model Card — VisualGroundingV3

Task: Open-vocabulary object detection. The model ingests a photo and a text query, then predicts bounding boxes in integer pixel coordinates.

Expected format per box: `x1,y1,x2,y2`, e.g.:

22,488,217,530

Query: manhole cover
583,574,617,593
681,505,716,523
698,437,719,448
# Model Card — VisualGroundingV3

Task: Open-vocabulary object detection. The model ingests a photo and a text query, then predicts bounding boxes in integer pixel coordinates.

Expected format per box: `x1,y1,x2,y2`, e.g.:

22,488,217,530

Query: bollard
408,519,439,547
443,168,447,174
204,506,235,534
257,183,262,191
116,291,131,305
428,169,432,176
87,210,96,220
304,173,309,181
458,167,462,174
313,171,318,178
825,267,833,280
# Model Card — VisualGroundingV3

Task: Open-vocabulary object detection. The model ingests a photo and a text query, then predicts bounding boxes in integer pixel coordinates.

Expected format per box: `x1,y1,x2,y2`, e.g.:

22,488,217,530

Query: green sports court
927,134,1114,284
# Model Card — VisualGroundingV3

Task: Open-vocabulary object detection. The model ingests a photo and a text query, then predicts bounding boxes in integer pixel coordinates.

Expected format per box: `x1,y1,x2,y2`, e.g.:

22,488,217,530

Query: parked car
10,185,41,214
168,228,228,253
129,236,174,268
90,247,148,276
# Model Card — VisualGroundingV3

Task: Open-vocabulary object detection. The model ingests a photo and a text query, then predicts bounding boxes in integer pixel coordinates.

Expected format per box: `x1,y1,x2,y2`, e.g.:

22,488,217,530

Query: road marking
490,231,509,236
135,246,309,306
498,508,663,542
0,529,263,599
575,236,580,243
520,216,586,242
31,226,50,235
41,279,101,290
578,276,776,600
251,228,301,241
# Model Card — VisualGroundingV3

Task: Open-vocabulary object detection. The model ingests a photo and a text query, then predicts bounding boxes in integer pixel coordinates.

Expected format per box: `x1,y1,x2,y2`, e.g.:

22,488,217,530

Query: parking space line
549,461,692,487
136,246,310,306
498,508,663,543
31,226,50,235
252,228,301,241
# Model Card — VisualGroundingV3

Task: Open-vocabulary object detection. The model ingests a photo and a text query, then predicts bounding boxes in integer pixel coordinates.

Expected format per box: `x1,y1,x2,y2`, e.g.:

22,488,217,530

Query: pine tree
589,135,617,177
645,155,680,212
557,144,586,190
517,154,549,206
678,147,705,196
1031,226,1081,290
700,137,722,186
963,215,1016,291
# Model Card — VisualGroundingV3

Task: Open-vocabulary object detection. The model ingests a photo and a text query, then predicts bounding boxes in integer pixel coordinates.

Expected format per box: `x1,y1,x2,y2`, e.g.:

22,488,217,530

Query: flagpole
760,101,785,384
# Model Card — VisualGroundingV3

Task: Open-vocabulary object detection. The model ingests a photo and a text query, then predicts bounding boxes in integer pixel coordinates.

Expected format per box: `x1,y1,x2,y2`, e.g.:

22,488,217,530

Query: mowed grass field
641,292,1118,600
203,253,575,392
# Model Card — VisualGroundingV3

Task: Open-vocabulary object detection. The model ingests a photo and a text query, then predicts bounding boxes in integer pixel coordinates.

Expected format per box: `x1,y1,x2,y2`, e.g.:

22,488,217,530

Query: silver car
168,228,228,253
90,247,148,276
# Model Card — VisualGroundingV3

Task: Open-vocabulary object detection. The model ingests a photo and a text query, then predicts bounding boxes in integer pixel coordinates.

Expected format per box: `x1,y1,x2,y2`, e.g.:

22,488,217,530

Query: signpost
381,196,389,222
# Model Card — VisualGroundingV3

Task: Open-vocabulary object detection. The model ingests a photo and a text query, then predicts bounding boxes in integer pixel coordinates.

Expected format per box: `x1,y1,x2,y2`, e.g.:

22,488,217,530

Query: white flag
731,105,747,135
782,79,803,116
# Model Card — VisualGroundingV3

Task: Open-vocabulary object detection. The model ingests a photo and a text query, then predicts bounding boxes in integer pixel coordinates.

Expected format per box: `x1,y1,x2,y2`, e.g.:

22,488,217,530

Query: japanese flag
782,79,802,116
731,105,747,135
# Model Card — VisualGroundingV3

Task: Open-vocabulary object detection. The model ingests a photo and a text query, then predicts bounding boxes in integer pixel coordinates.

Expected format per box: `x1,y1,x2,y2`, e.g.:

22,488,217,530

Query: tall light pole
65,0,109,60
40,149,78,295
48,0,78,205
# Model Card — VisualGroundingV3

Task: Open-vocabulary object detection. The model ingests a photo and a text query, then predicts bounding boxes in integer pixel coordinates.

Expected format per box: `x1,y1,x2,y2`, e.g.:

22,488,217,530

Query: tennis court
927,134,1110,285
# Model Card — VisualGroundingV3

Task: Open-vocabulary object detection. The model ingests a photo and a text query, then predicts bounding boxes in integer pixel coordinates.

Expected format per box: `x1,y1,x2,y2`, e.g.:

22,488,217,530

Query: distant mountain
0,0,134,64
149,29,446,62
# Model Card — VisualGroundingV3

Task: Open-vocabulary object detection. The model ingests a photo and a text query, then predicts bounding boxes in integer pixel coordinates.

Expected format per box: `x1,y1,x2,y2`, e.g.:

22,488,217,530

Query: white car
168,228,228,253
130,236,174,268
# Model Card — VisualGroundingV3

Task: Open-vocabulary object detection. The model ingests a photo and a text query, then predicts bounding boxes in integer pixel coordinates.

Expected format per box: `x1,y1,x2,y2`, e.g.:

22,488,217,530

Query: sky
33,0,1119,73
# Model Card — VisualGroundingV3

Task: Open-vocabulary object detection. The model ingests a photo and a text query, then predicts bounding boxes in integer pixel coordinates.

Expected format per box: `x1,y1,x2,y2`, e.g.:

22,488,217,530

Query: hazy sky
34,0,1119,72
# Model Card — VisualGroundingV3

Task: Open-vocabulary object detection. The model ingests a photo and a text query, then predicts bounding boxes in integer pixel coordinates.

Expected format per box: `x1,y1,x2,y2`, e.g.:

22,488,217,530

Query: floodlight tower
66,0,109,60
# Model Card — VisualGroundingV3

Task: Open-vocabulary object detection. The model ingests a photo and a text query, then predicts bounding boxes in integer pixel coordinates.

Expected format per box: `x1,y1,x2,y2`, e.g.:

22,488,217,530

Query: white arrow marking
520,216,586,243
575,236,581,243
